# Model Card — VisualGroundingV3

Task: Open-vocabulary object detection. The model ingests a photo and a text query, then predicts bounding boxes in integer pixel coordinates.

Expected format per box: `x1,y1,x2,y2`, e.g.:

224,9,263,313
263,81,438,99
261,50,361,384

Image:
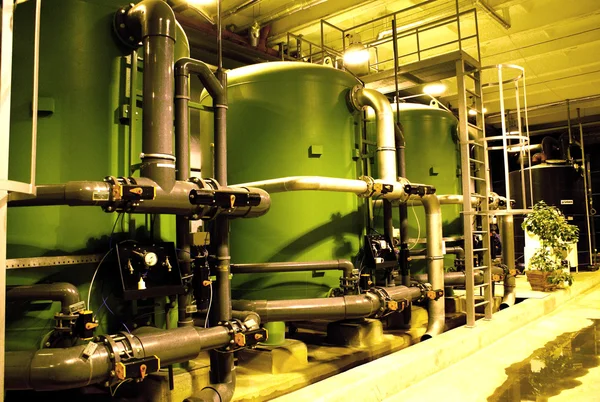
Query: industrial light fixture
468,106,487,116
343,43,370,65
423,83,447,96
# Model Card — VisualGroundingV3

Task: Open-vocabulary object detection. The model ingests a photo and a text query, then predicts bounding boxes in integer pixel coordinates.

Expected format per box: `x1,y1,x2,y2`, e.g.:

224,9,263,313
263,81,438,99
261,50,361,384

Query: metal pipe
174,56,226,327
231,259,354,279
349,87,397,183
174,50,193,329
420,194,445,340
6,283,80,315
232,285,423,323
126,0,177,192
5,326,231,390
410,245,465,259
498,214,516,309
233,176,408,201
578,108,594,269
7,180,271,219
412,271,483,287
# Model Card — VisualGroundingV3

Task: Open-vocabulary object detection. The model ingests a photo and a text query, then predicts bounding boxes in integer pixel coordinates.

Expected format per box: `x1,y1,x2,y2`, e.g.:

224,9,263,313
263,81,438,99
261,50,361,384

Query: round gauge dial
144,252,158,267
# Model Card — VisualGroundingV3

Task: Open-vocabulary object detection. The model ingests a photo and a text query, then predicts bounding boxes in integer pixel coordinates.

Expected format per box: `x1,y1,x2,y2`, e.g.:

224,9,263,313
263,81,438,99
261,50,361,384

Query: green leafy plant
522,201,578,286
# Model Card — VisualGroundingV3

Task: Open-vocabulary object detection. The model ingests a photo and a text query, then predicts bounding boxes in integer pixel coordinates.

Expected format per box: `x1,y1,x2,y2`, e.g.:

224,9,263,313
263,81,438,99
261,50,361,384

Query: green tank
199,62,363,300
6,0,185,349
368,102,461,270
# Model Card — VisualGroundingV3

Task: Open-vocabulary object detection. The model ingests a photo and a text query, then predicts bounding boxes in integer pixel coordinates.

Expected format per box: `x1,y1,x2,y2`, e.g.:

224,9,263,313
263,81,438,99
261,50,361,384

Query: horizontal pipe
7,283,80,315
5,326,231,391
230,259,354,279
232,285,423,323
232,175,409,201
410,246,465,259
8,179,270,219
412,271,483,287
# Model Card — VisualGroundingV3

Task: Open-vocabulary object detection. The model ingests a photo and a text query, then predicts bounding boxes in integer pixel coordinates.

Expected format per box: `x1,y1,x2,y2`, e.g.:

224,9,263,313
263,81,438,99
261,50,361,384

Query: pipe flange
359,175,376,198
140,153,176,162
113,5,141,49
368,287,394,318
347,85,364,112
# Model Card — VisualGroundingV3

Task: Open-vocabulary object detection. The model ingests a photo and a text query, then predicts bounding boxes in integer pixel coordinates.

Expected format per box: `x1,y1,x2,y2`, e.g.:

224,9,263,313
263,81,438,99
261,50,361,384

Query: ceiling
182,0,600,138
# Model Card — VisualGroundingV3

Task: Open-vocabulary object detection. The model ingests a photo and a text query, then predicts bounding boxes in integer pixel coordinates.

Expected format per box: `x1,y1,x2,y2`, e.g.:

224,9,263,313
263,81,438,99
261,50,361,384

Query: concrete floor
274,271,600,402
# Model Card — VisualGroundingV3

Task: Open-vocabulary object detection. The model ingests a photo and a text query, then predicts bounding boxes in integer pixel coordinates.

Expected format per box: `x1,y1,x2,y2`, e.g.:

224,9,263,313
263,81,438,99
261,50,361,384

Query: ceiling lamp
423,83,447,96
343,43,370,65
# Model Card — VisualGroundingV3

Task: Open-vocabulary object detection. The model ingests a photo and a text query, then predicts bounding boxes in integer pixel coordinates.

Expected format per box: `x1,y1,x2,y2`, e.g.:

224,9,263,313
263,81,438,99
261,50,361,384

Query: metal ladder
456,59,493,327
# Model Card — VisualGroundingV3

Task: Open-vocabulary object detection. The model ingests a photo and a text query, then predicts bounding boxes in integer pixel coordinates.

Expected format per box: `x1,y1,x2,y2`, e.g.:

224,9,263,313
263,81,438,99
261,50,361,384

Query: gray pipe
8,179,271,219
5,326,231,391
6,283,80,315
232,285,423,323
499,214,517,309
412,271,484,287
230,259,354,279
410,246,465,259
126,0,177,192
421,194,445,341
174,56,226,327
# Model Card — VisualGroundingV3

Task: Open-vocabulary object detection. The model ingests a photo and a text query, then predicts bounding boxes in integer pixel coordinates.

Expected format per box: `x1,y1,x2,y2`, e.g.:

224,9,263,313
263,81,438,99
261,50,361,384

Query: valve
217,319,269,352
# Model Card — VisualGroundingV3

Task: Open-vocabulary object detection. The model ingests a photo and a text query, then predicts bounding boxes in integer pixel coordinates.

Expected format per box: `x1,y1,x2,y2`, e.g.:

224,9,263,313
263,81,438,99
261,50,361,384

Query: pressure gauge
144,252,158,267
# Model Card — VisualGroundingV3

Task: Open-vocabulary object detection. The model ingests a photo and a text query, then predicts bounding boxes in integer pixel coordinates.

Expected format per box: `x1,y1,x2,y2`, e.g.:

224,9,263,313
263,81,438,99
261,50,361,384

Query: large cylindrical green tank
369,102,461,270
199,62,363,300
6,0,185,350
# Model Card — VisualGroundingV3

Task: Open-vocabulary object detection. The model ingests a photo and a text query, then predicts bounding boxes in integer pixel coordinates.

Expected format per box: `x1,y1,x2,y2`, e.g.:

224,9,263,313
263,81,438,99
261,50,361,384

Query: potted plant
521,201,578,291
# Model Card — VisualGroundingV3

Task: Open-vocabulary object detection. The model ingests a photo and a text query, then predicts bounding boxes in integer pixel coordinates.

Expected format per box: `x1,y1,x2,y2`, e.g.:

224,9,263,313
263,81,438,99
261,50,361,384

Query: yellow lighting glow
343,44,370,65
187,0,215,5
468,107,487,116
423,83,447,96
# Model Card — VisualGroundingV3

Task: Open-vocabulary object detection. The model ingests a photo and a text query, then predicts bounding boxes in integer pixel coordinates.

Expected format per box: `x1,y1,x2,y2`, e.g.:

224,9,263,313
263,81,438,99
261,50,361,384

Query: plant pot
526,270,557,292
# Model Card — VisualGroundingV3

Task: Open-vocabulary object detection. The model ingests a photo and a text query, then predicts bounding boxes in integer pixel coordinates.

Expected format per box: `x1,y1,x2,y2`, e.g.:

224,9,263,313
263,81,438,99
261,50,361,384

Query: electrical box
116,242,185,300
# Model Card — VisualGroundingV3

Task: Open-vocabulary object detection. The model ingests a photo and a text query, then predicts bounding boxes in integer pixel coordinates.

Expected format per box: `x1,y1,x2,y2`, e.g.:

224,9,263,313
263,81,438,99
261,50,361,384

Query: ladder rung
473,248,488,252
469,158,484,165
472,230,488,234
474,301,489,308
465,88,480,98
474,284,489,289
470,176,486,182
473,265,489,270
468,122,484,131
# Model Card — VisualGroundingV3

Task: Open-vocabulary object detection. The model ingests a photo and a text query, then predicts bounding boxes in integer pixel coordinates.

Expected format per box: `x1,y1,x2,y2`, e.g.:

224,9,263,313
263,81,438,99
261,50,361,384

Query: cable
409,205,421,250
110,379,132,397
87,250,113,313
205,282,213,328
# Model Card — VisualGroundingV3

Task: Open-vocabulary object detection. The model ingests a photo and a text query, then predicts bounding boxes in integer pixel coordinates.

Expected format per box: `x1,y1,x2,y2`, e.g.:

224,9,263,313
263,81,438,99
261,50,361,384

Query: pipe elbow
55,282,81,312
127,0,176,41
185,376,236,402
337,259,354,279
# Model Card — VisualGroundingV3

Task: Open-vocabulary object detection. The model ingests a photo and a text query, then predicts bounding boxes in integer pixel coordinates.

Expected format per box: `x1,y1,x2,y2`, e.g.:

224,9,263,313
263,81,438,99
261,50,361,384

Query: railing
283,0,481,77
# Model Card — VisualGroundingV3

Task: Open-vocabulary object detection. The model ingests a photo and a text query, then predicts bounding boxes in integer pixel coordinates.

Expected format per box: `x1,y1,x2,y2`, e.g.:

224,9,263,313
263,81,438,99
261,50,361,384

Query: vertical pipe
175,61,193,327
499,214,516,308
577,108,593,269
421,194,445,340
0,1,16,396
140,34,176,192
210,2,235,396
498,66,511,205
521,70,534,208
567,100,572,149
